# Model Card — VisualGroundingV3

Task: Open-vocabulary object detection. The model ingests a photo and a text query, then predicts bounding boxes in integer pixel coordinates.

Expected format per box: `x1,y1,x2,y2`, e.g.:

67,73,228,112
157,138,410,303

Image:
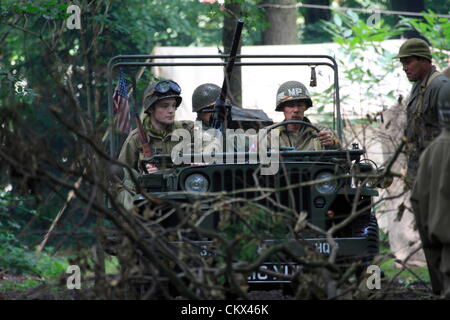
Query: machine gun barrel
211,18,244,131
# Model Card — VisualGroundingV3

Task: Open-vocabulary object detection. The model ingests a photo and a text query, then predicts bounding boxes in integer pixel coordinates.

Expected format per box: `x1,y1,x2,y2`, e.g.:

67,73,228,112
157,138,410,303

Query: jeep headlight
314,172,338,194
184,173,209,193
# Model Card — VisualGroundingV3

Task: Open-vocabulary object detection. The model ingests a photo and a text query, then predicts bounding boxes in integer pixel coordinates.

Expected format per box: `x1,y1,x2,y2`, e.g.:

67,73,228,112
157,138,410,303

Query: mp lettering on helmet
288,87,304,96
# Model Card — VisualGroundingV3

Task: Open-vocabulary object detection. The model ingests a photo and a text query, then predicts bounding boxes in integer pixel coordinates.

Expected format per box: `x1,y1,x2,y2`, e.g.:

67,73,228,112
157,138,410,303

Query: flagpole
107,65,115,157
132,77,137,129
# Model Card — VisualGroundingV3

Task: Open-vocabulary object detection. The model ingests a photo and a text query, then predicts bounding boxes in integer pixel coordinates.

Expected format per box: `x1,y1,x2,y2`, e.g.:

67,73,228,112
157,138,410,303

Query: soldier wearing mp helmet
271,80,340,150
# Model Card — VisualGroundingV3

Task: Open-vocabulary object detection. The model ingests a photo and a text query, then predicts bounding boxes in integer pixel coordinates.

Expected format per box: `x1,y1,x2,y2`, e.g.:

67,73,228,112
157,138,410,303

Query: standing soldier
410,81,450,298
272,80,340,150
395,38,448,186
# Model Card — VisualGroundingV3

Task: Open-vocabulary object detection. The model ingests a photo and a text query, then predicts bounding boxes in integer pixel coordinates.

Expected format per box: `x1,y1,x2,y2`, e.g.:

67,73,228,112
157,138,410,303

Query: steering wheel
264,120,321,133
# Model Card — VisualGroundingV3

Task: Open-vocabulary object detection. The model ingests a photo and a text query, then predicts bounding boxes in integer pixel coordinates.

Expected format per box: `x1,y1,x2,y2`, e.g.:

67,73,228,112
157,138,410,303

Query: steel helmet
275,80,313,111
143,80,182,113
395,38,432,61
192,83,221,113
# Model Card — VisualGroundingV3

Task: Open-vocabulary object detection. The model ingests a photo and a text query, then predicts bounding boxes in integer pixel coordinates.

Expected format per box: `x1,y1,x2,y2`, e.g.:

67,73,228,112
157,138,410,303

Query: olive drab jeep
106,23,380,294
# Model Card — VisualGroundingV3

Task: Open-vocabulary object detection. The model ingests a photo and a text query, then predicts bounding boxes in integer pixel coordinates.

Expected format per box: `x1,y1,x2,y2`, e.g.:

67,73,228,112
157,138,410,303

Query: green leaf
347,10,359,23
333,13,342,27
423,13,435,26
418,22,430,32
342,29,353,38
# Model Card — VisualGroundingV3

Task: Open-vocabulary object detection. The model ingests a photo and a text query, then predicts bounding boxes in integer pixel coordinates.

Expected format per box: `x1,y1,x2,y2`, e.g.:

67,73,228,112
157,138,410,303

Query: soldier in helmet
395,38,449,186
192,83,221,130
118,80,193,174
411,80,450,298
271,80,340,150
115,80,193,209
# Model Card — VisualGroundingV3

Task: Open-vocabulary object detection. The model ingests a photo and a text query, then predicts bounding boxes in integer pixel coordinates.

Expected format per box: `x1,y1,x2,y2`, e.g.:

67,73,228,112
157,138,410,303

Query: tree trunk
222,1,242,107
262,0,298,45
301,0,331,43
302,0,331,24
391,0,425,13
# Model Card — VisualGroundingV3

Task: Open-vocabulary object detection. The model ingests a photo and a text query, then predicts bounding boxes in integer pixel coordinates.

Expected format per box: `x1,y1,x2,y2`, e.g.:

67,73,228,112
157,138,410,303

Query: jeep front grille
209,164,311,213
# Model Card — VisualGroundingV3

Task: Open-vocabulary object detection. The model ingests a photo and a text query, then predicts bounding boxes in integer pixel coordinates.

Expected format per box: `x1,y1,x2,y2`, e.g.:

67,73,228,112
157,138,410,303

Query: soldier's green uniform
274,117,339,150
404,66,448,178
116,80,193,210
118,115,193,172
270,80,340,150
395,38,449,179
411,81,450,298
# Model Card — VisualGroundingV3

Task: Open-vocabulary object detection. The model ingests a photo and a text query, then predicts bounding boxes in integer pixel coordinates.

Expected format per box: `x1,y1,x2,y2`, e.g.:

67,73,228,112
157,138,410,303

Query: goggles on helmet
144,80,182,102
153,80,181,95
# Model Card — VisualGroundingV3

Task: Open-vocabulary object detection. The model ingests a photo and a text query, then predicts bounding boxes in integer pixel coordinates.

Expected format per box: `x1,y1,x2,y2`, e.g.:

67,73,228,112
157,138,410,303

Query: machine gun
210,18,244,132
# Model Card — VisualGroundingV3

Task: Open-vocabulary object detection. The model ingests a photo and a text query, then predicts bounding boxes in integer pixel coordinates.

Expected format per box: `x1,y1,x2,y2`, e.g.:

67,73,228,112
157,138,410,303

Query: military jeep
107,51,380,295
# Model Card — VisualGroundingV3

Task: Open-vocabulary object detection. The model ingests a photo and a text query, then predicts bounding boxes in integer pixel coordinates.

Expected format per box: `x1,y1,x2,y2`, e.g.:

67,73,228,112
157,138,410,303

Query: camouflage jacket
118,115,194,172
272,117,340,150
405,66,449,177
411,130,450,243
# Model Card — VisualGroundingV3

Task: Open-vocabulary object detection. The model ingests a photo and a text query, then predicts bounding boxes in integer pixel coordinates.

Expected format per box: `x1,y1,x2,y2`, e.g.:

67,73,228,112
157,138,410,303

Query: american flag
113,71,131,134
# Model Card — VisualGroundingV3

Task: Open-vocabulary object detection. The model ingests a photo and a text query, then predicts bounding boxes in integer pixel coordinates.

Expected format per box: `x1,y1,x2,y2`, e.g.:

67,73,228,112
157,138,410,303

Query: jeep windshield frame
106,54,342,157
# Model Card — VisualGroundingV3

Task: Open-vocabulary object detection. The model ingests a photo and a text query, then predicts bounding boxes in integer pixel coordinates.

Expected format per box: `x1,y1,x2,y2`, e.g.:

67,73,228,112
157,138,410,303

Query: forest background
0,0,449,299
